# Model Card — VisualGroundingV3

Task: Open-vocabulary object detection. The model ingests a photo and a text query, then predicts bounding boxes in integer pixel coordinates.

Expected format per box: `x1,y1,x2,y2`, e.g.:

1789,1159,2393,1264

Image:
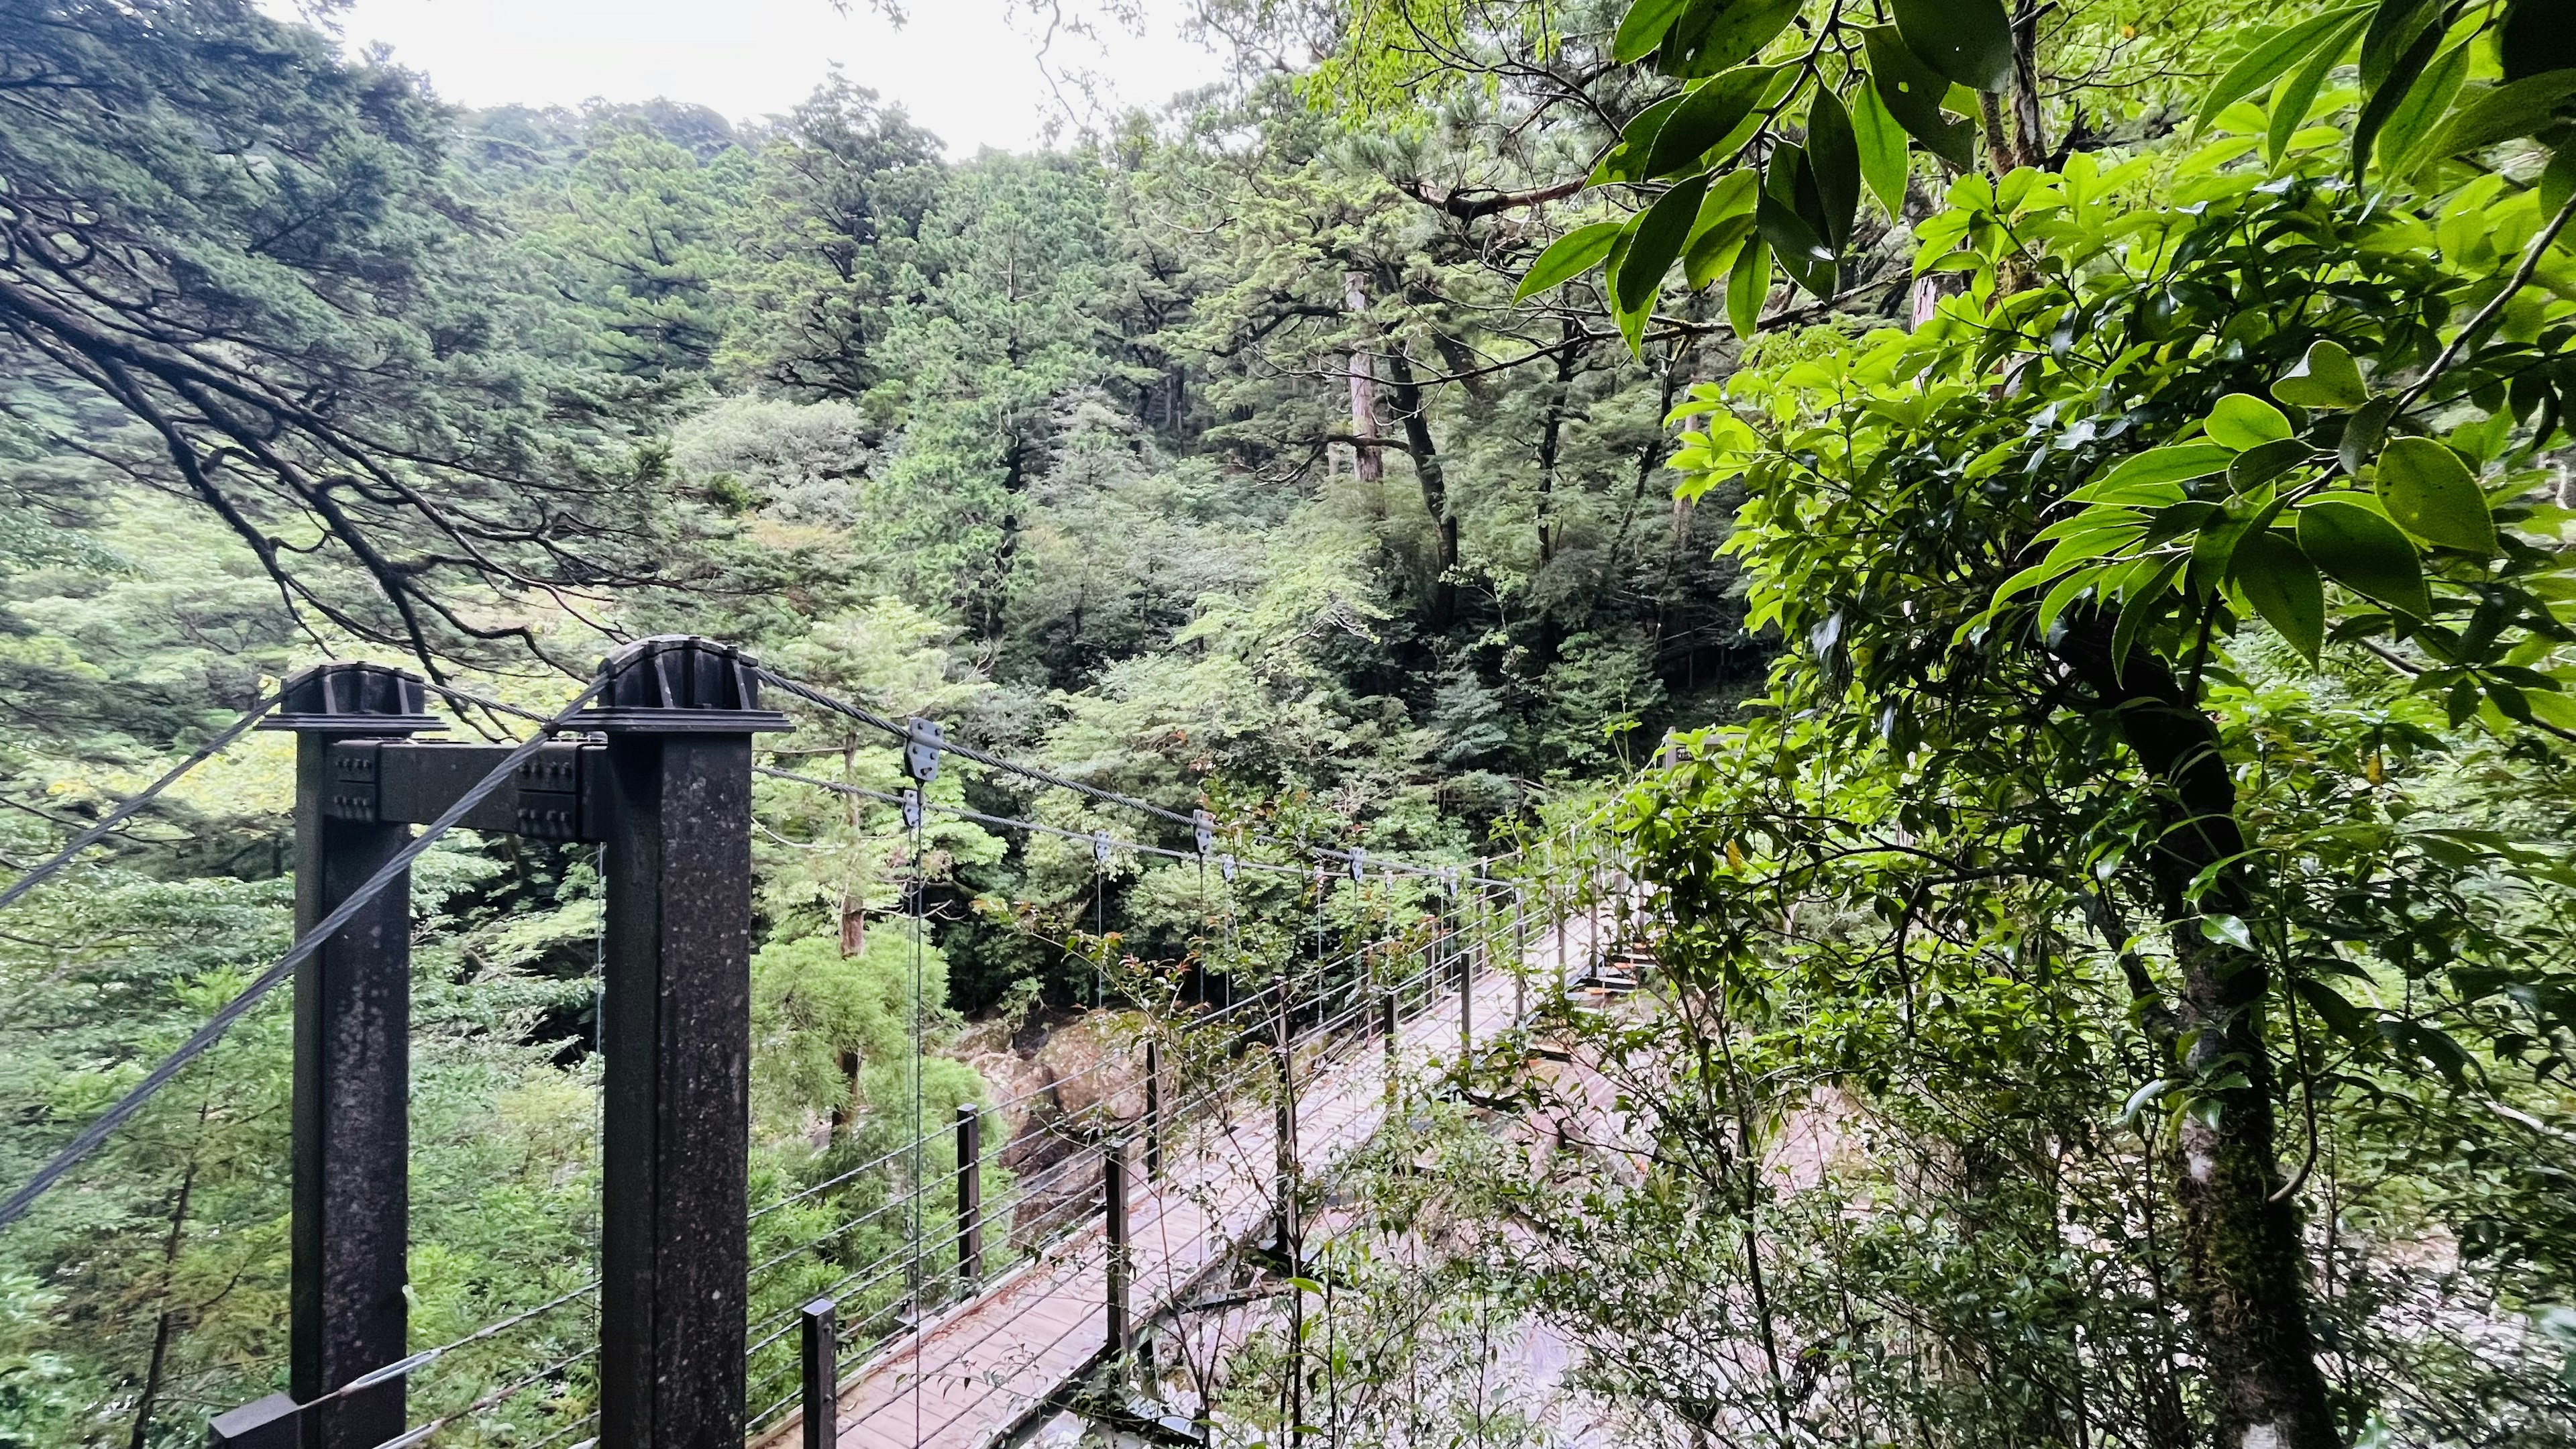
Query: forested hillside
3,0,2574,1444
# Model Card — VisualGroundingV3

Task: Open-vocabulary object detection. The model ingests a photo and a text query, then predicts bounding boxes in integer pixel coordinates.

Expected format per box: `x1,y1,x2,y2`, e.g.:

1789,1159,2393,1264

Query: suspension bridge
0,635,1641,1449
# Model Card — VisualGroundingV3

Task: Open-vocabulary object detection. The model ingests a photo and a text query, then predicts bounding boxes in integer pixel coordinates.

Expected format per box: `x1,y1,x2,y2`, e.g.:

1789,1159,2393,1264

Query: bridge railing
733,910,1493,1436
0,634,1550,1449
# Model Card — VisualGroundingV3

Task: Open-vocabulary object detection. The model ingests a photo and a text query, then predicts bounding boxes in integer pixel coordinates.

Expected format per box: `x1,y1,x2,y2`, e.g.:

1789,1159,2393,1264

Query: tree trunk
2008,3,2048,170
839,893,865,957
1344,272,1382,484
2051,618,2337,1449
1382,348,1455,623
1593,343,1685,631
1536,319,1579,566
128,1151,199,1449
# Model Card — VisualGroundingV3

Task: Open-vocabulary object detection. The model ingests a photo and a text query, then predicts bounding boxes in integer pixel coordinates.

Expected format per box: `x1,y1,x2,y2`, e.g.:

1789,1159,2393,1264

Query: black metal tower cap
584,635,792,734
258,661,443,735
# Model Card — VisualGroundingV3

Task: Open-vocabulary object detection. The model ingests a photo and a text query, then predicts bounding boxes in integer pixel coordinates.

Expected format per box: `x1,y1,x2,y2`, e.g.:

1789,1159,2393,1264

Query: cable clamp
905,718,943,784
900,787,922,833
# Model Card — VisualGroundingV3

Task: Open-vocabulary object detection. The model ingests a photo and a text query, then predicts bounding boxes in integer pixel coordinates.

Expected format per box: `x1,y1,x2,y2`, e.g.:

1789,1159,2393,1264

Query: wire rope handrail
281,1279,601,1419
741,943,1460,1347
368,1339,600,1449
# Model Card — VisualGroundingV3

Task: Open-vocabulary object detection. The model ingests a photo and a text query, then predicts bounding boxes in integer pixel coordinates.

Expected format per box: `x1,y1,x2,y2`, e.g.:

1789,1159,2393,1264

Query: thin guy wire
0,686,283,918
0,676,609,1231
751,673,1508,883
757,669,1195,828
292,1279,600,1411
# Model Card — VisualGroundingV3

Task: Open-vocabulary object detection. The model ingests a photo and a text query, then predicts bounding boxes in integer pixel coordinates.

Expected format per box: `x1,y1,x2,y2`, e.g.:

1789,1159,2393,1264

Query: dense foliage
0,0,1737,1440
2,0,2573,1444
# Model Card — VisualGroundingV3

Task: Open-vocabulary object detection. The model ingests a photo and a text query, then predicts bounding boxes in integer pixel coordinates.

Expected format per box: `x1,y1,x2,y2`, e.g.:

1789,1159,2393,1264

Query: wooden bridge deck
796,933,1582,1449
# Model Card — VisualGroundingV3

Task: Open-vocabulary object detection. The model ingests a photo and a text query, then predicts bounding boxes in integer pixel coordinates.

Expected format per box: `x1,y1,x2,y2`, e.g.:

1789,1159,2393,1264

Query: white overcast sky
290,0,1230,154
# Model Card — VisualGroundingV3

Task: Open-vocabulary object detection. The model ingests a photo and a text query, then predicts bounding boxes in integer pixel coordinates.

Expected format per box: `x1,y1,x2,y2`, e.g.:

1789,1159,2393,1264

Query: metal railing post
1454,877,1472,1061
1106,1139,1131,1356
957,1104,982,1289
1512,889,1528,1026
1144,1038,1163,1181
799,1298,837,1449
1273,1040,1296,1255
1380,987,1399,1102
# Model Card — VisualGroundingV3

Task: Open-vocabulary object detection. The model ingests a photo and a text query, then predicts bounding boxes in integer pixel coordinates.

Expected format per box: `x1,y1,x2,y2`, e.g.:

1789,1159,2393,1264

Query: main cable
752,673,1509,883
757,669,1195,829
0,676,609,1232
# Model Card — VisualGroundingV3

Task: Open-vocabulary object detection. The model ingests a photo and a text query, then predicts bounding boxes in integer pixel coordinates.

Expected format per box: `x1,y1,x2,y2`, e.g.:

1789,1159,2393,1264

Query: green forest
3,0,2573,1444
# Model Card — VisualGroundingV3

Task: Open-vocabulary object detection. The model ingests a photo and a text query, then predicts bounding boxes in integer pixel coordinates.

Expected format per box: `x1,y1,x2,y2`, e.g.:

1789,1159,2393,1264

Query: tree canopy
3,0,2575,1444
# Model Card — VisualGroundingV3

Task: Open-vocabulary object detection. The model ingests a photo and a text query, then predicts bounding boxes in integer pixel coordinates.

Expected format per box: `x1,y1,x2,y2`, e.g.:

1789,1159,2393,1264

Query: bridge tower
248,638,784,1449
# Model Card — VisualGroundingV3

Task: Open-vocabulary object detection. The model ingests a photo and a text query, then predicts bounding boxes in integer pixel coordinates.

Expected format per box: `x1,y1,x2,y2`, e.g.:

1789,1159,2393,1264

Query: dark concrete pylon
266,663,440,1449
588,637,786,1449
250,637,786,1449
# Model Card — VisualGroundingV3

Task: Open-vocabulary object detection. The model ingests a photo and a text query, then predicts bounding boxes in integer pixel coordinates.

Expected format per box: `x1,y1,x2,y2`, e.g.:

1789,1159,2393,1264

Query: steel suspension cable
753,673,1516,884
0,685,284,918
0,676,610,1232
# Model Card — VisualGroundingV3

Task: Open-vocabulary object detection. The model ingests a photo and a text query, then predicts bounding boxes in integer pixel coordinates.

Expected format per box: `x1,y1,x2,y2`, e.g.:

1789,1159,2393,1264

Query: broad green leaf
2426,71,2576,162
2293,978,2373,1041
2231,530,2326,663
1863,26,1980,168
2378,40,2472,177
1684,211,1758,290
2353,15,2445,180
2298,498,2430,615
2272,339,2369,409
1605,227,1650,354
2034,504,2143,544
1807,85,1862,251
1614,173,1711,315
1647,65,1781,176
2112,553,2188,674
2543,145,2576,218
1851,78,1911,218
2228,437,2312,492
2376,437,2496,553
1594,94,1687,184
2142,499,2224,544
1758,147,1837,299
2202,912,2258,951
1687,166,1761,239
2037,563,2106,635
2339,394,2398,476
2191,497,2283,596
2359,0,2437,91
1515,222,1625,301
2118,1077,2174,1126
1661,0,1803,78
1614,0,1697,64
2206,394,2294,450
2036,519,2148,570
1727,235,1771,337
2079,443,2236,496
2267,13,2364,165
2193,5,2372,136
1890,0,2015,93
